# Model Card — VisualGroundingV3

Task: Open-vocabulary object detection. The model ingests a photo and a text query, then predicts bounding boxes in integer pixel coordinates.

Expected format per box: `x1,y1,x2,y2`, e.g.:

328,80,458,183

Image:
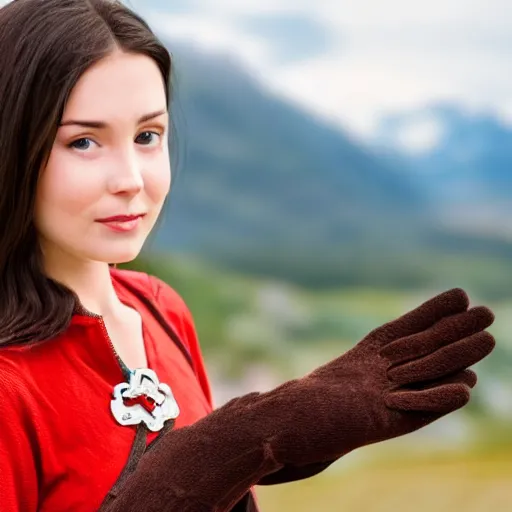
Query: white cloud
264,23,512,135
393,115,446,154
255,2,512,137
146,12,273,69
497,100,512,126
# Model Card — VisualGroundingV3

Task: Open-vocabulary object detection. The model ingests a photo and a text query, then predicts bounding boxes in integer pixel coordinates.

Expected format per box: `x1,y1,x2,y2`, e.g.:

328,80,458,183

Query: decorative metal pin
111,368,180,432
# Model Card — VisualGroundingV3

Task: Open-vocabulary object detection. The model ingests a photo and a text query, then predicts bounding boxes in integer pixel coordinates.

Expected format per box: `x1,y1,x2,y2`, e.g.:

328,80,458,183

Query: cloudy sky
129,0,512,146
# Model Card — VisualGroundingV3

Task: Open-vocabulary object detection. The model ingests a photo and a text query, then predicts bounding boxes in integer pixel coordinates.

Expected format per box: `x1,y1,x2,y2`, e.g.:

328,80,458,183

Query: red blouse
0,268,216,511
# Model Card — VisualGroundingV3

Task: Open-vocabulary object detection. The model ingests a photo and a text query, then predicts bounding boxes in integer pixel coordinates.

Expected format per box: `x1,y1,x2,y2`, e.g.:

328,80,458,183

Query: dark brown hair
0,0,172,345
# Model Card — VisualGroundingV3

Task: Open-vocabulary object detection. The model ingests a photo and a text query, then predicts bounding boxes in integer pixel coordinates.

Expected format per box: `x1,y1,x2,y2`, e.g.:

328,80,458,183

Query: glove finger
385,382,471,413
368,288,469,347
380,306,494,363
398,368,477,391
388,331,495,386
426,368,477,389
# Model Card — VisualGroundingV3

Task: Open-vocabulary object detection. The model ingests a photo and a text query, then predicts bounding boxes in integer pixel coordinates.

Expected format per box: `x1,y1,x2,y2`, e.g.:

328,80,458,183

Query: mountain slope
374,104,512,237
154,43,424,258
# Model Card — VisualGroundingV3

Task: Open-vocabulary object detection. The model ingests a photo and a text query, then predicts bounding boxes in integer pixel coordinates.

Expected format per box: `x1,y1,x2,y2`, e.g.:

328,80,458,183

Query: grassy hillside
256,445,512,512
121,252,512,394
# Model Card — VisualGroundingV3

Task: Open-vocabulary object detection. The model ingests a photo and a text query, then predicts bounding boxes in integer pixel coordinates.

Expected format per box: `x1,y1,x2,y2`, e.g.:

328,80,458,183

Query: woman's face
34,51,171,266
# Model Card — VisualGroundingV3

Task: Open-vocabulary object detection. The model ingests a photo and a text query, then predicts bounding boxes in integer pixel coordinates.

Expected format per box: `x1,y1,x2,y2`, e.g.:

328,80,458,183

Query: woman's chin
94,245,144,265
105,252,141,265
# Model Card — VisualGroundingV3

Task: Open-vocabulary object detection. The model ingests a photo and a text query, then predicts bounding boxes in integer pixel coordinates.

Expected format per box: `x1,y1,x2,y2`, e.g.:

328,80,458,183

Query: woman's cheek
38,150,107,215
145,152,171,204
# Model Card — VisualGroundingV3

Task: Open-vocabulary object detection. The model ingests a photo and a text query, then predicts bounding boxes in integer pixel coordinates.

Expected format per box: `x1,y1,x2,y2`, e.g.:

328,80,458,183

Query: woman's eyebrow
59,108,168,128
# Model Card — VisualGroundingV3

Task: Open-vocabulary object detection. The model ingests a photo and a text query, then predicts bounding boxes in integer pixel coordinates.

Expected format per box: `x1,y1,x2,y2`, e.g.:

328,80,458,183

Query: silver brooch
110,368,180,432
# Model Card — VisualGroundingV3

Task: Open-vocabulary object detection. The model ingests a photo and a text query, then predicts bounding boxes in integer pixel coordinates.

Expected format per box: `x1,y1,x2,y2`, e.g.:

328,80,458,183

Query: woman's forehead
61,51,167,125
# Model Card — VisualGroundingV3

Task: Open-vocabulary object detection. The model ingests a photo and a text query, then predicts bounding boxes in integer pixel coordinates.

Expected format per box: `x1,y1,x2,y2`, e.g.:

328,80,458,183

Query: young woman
0,1,496,511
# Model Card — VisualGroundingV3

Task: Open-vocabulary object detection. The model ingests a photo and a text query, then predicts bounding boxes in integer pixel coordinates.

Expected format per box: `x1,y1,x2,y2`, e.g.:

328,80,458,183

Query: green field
122,253,512,380
256,446,512,511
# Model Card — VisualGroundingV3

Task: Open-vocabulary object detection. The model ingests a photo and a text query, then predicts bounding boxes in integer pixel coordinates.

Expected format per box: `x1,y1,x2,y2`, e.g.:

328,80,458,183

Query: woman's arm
100,288,495,511
0,368,39,512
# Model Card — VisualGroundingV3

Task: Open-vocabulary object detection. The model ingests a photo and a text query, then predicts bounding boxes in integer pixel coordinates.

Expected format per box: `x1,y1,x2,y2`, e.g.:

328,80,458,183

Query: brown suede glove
100,288,495,512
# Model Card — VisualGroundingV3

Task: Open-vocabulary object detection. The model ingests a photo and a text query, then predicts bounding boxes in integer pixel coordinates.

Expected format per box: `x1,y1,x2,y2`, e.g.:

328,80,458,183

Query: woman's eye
136,131,161,146
68,138,96,151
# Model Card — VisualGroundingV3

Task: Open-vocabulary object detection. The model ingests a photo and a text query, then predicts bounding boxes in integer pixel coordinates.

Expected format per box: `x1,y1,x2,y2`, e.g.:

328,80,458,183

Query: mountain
153,43,426,254
137,40,512,292
374,105,512,237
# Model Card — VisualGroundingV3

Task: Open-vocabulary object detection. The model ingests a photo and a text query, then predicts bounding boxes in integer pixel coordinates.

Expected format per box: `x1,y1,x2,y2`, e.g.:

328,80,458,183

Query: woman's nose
107,154,144,196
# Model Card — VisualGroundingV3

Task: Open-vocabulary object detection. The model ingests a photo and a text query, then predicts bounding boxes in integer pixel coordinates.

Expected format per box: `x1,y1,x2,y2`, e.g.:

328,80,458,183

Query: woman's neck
41,245,123,317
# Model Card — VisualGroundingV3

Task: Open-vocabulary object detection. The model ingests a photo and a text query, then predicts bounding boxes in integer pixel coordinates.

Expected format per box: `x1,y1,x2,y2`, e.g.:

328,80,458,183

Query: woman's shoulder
0,353,35,411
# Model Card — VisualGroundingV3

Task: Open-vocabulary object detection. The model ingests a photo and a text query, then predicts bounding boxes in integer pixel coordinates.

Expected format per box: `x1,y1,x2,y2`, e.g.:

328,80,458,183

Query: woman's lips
96,214,145,233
